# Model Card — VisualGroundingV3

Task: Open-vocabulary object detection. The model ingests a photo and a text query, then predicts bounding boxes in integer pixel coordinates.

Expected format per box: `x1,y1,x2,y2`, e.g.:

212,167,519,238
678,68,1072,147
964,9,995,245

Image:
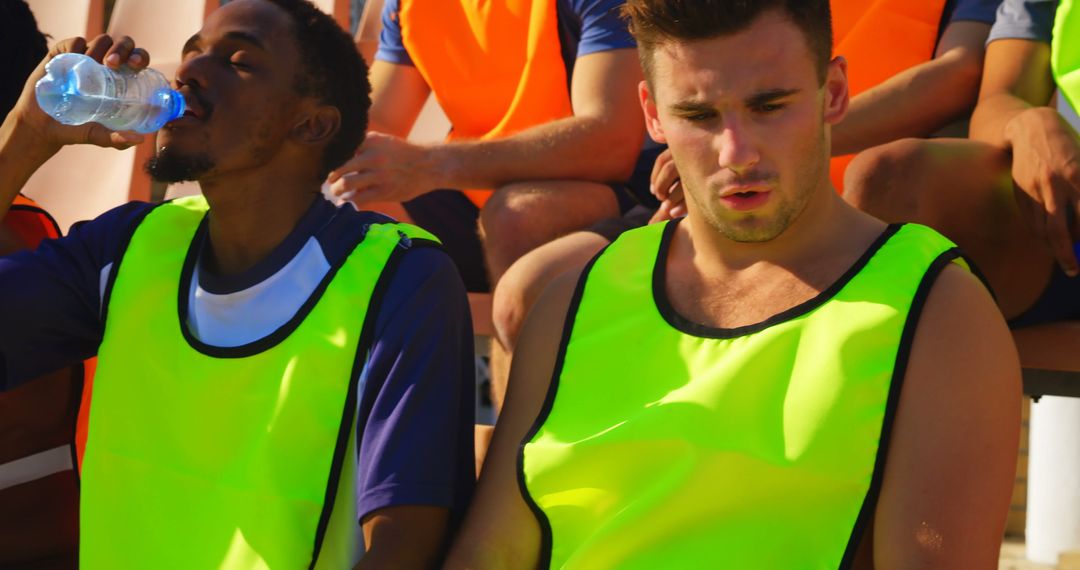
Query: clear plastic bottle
34,53,185,134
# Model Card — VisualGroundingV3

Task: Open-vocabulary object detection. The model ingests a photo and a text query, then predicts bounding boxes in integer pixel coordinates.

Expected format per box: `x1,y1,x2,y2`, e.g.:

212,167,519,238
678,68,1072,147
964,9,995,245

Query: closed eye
746,88,800,116
751,102,787,114
676,109,718,123
228,56,256,71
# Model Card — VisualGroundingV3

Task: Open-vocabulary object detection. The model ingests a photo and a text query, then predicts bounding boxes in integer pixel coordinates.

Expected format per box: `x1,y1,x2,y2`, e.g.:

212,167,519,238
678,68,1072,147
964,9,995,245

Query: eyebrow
669,101,715,114
745,88,801,107
668,88,803,114
181,30,269,55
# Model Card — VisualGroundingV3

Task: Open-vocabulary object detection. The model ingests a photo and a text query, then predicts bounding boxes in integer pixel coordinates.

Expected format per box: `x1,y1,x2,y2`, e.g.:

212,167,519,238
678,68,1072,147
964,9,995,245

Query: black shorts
402,146,665,292
1007,265,1080,328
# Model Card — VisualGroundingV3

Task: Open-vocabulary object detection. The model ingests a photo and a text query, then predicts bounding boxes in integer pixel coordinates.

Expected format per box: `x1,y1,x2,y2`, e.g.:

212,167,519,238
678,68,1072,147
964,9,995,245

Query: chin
709,211,790,243
145,147,216,184
721,224,788,244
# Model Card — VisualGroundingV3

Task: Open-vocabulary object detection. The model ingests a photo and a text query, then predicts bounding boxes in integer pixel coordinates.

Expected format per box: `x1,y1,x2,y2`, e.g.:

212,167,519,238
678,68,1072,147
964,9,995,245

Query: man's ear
823,56,850,126
640,80,667,144
291,105,341,146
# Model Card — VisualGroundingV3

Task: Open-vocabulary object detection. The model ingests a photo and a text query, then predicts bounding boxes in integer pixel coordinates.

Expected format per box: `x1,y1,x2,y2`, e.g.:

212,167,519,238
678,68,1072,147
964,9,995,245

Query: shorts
1007,265,1080,328
402,146,665,292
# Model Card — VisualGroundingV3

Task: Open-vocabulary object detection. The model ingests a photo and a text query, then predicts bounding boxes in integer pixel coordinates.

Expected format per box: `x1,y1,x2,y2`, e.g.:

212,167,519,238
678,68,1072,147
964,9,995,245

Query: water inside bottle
35,53,183,133
39,91,168,131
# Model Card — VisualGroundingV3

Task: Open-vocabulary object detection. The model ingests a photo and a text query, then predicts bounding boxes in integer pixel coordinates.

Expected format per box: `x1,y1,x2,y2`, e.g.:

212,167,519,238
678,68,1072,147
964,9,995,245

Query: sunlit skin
647,61,824,243
444,9,1020,570
639,9,853,255
635,9,888,330
149,0,344,277
158,0,308,183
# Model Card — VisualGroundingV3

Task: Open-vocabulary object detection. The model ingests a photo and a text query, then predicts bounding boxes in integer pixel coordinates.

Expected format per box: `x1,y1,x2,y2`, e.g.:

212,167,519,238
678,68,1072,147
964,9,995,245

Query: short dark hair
622,0,832,85
0,0,49,121
263,0,370,178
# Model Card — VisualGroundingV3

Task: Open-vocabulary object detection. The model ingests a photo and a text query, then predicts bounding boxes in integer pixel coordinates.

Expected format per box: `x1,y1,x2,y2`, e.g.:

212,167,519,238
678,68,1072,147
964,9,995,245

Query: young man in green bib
446,1,1022,568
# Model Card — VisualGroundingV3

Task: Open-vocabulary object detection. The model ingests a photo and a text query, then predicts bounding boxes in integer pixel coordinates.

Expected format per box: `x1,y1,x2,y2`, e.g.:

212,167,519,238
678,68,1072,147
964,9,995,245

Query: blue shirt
988,0,1057,43
0,196,475,528
951,0,1007,24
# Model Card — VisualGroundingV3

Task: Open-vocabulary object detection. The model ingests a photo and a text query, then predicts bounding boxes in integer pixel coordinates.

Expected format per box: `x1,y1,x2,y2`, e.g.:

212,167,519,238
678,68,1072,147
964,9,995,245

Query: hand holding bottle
6,35,154,155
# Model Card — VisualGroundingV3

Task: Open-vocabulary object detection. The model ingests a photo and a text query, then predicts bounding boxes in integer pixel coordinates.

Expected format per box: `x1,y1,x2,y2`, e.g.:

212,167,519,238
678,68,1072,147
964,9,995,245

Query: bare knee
491,256,542,351
479,183,543,245
479,184,552,279
492,230,611,349
844,138,928,221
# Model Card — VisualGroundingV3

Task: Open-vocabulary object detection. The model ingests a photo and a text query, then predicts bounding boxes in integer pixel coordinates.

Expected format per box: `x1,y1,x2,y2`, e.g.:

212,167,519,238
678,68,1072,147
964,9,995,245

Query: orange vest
0,195,79,568
399,0,573,207
6,195,61,245
2,197,93,472
830,0,948,192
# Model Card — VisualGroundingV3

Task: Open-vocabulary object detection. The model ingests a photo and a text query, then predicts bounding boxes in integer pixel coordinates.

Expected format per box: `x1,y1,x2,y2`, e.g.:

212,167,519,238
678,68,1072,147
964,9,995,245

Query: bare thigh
844,138,1053,319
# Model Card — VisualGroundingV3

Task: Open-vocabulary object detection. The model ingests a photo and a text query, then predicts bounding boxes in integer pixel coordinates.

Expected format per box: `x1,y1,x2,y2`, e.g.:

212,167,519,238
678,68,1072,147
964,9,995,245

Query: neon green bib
1053,0,1080,111
81,196,436,569
520,221,967,569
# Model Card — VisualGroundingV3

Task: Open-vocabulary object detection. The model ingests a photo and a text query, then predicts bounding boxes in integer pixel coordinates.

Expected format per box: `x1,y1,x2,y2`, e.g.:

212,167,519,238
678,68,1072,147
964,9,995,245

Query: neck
681,181,879,281
663,180,885,329
198,167,322,276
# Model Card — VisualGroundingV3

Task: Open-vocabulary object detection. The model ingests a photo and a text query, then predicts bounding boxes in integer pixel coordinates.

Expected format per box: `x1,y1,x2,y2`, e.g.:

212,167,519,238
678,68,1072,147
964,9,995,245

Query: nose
174,53,207,91
714,117,760,176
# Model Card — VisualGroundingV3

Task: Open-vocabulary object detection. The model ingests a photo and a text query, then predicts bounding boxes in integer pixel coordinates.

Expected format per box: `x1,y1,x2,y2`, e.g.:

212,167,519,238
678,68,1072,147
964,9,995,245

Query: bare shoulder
510,268,581,383
871,262,1021,567
909,262,1020,386
902,262,1021,448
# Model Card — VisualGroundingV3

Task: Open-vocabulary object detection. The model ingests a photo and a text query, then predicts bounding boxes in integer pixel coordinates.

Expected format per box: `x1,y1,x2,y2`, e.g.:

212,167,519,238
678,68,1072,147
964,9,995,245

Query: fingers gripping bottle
35,53,185,134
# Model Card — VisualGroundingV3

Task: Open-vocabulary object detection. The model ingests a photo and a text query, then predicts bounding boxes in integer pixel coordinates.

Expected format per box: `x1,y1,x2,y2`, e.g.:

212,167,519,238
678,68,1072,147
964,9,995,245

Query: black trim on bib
306,239,442,568
652,220,903,339
962,254,996,301
99,203,161,326
515,246,610,570
176,223,438,359
69,361,85,487
837,248,968,568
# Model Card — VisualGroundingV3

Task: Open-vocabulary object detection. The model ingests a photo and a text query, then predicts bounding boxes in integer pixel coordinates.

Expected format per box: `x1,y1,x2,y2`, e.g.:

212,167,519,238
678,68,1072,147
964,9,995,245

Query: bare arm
872,264,1021,568
367,60,431,138
831,21,990,156
0,113,54,221
444,271,579,569
969,39,1057,146
355,505,450,569
329,49,646,204
0,35,146,221
969,39,1080,276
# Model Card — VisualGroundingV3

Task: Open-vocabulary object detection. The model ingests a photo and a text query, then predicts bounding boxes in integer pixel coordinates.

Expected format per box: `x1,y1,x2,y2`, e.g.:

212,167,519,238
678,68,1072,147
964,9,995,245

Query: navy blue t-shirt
951,0,1006,24
0,196,475,529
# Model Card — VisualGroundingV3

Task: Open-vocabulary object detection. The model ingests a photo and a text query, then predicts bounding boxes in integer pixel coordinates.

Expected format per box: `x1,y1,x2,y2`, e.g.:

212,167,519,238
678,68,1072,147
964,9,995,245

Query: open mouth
180,89,211,120
719,188,772,211
164,95,209,129
181,103,205,121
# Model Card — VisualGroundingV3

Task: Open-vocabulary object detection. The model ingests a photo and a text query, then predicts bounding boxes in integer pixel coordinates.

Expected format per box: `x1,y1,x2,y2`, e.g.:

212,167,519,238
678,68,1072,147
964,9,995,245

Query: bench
1015,322,1080,401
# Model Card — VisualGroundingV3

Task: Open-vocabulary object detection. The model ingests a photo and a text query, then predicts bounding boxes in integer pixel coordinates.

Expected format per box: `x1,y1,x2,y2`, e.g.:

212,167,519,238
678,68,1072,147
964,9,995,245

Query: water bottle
34,53,185,134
